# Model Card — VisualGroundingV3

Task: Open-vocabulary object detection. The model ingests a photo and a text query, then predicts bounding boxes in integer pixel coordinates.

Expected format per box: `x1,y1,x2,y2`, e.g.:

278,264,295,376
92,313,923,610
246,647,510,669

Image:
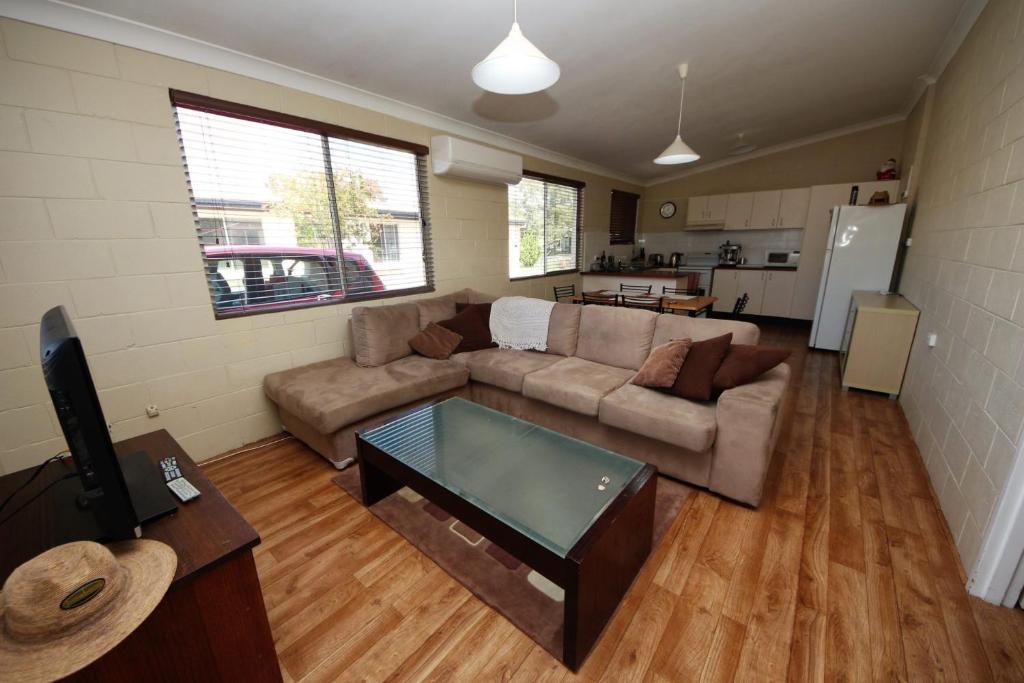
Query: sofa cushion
351,302,420,367
416,295,457,329
546,303,581,356
713,344,792,390
409,322,462,360
440,303,496,353
632,339,692,388
574,306,657,370
652,314,759,347
452,348,562,392
522,356,635,416
263,355,469,434
599,383,717,452
669,333,733,401
452,288,498,304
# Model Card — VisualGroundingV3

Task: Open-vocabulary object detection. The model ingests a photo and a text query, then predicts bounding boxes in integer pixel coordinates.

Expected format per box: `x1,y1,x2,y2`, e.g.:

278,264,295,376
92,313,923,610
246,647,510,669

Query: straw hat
0,539,176,682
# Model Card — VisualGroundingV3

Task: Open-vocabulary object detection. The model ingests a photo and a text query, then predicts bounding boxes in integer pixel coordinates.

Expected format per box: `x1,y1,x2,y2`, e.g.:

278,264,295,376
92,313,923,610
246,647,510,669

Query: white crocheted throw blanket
489,296,556,351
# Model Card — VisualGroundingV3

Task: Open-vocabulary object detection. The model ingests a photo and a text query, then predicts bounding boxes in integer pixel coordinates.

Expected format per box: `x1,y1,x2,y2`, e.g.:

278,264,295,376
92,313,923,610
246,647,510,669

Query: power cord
0,471,78,528
0,451,69,516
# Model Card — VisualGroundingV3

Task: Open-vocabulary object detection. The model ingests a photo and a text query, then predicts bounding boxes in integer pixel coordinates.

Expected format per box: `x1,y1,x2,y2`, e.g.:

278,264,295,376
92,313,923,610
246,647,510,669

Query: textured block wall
0,18,635,471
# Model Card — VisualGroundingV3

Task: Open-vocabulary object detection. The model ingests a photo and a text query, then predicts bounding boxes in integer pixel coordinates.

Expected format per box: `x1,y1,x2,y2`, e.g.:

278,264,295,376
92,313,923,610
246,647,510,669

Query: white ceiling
57,0,972,181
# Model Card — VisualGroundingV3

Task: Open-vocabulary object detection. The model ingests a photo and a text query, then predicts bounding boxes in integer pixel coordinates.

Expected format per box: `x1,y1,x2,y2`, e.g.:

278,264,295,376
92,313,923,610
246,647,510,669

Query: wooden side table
0,429,281,682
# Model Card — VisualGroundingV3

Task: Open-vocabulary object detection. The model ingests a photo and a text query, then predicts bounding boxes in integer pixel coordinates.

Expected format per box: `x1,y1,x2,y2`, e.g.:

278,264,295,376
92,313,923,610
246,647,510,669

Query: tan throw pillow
632,339,693,388
409,323,463,360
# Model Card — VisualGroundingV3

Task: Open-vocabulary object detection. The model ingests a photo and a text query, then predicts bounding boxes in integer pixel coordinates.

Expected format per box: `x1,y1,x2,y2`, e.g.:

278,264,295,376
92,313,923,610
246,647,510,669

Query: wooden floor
204,324,1024,682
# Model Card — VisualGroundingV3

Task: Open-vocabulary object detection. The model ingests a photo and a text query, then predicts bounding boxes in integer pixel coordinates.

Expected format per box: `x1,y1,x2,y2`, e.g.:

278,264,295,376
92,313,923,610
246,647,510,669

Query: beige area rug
333,466,691,660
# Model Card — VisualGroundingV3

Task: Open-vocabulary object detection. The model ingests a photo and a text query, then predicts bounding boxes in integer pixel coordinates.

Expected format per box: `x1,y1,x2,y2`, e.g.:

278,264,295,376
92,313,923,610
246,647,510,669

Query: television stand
0,429,281,682
51,450,177,544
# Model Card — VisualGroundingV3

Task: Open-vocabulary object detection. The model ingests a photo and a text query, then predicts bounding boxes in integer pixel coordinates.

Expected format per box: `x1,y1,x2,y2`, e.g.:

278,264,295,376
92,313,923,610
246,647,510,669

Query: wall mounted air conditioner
431,135,523,186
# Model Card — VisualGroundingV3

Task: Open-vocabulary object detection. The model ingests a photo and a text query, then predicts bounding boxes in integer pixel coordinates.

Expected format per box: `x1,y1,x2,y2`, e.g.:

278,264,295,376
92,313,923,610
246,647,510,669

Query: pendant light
472,0,560,95
728,132,757,156
654,63,700,165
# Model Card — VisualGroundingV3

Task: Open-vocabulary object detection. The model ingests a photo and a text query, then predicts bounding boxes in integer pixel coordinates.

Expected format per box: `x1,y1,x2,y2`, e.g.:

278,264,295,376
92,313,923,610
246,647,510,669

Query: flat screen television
40,305,175,542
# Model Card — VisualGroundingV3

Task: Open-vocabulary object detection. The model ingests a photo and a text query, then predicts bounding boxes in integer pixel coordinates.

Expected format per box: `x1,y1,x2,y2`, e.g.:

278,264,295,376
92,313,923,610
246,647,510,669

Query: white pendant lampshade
654,64,700,165
472,1,560,95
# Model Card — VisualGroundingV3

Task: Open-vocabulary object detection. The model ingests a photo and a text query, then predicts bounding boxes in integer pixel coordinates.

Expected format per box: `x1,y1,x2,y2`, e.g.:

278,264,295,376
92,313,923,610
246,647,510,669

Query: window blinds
171,91,432,318
508,171,584,279
609,189,640,245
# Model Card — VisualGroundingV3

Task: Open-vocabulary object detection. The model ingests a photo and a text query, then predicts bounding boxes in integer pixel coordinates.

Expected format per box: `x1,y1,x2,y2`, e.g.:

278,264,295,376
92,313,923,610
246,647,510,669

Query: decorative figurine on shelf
877,157,899,180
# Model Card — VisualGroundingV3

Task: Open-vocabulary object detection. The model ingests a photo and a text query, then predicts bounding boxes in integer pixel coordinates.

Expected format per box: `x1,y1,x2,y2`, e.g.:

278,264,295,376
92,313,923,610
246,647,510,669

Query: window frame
169,90,434,319
508,170,585,281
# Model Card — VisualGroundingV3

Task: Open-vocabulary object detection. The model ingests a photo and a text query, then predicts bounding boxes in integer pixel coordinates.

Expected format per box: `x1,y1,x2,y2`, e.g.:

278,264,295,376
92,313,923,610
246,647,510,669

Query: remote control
159,457,182,482
166,477,200,503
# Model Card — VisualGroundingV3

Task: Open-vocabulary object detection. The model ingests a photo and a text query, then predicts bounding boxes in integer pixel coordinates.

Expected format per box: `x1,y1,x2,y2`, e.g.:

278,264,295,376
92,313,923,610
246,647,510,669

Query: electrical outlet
146,405,160,418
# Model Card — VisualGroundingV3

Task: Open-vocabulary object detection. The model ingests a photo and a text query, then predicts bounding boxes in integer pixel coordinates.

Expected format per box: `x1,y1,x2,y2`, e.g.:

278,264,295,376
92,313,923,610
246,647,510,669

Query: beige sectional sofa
263,288,790,506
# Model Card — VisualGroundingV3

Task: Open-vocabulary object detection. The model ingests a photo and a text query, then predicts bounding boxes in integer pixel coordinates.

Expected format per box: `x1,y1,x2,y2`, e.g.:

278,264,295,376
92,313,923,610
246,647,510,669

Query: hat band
4,567,128,643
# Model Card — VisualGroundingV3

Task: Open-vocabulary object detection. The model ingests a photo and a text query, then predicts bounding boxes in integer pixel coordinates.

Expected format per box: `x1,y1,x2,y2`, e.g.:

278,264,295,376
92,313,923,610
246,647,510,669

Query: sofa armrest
709,363,790,506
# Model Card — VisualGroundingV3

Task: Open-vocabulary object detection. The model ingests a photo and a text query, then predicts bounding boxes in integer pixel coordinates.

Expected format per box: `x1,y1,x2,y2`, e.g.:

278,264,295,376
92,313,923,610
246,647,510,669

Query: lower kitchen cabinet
761,271,797,317
711,268,797,318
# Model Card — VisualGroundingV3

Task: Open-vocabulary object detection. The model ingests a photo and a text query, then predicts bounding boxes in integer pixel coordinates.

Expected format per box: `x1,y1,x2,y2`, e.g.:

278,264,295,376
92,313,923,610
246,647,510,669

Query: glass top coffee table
356,397,657,670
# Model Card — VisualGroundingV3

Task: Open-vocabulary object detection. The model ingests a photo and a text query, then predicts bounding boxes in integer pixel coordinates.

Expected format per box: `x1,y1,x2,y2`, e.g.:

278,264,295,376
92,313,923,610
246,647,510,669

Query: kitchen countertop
713,264,800,271
582,269,696,279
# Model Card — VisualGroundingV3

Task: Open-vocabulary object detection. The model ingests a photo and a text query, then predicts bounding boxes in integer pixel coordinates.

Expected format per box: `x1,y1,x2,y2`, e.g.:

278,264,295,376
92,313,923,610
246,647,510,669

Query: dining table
570,290,718,317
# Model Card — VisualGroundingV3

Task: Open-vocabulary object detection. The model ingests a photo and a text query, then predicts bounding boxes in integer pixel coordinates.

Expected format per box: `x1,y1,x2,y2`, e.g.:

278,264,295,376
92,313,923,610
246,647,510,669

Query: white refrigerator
809,203,907,350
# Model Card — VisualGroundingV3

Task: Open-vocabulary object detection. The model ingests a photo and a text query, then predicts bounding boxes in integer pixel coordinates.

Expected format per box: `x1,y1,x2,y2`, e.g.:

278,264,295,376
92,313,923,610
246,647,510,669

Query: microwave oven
765,250,800,267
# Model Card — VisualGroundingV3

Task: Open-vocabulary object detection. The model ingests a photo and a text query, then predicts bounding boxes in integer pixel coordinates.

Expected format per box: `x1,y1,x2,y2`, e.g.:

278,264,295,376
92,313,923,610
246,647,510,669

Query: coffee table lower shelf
356,434,656,671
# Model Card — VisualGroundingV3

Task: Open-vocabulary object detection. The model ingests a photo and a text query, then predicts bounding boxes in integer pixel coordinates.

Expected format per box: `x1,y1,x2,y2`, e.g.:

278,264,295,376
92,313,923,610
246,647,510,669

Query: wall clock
659,201,677,219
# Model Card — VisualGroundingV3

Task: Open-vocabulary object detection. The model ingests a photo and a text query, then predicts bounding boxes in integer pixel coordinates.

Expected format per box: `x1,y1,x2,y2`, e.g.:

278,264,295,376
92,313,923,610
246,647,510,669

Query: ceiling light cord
514,0,518,23
676,77,686,135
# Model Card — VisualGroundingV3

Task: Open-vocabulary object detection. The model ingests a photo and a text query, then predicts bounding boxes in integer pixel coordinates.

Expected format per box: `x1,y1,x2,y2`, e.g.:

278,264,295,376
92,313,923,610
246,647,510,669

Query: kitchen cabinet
711,270,738,312
761,270,797,317
778,188,810,228
685,194,728,227
736,270,766,314
712,268,797,317
724,192,754,230
750,191,782,229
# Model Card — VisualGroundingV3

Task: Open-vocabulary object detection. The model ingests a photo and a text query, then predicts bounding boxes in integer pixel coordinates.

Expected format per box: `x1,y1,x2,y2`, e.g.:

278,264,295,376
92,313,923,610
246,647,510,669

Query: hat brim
0,539,176,683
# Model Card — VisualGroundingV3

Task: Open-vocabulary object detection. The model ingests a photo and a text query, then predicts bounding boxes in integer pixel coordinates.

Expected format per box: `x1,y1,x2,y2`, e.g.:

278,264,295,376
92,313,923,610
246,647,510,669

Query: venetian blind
171,91,432,318
609,189,640,245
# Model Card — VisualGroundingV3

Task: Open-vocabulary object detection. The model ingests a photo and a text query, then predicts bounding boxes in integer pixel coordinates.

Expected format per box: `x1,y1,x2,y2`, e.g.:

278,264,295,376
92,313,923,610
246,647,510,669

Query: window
609,189,639,245
508,171,584,279
171,90,433,318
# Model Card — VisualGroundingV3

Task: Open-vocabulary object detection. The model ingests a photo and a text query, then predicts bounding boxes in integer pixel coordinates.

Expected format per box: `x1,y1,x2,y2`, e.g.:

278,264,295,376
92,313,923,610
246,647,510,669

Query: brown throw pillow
667,333,733,401
409,323,463,360
713,344,791,390
438,303,496,353
632,339,693,388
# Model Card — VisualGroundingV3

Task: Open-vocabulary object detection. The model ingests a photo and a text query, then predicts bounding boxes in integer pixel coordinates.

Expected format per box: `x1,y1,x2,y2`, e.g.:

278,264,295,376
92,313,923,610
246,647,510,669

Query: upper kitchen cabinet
686,194,728,228
747,188,811,229
750,191,782,229
724,192,754,230
778,188,810,228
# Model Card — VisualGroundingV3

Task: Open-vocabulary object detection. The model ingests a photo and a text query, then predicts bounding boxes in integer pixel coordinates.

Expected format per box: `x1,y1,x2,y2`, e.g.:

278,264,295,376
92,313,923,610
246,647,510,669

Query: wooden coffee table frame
356,425,657,671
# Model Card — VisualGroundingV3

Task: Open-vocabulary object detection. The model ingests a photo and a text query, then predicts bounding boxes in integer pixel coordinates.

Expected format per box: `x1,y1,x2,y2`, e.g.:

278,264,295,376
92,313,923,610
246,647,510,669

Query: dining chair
553,283,576,302
620,295,661,312
733,292,750,316
660,286,701,315
582,291,618,306
619,283,653,294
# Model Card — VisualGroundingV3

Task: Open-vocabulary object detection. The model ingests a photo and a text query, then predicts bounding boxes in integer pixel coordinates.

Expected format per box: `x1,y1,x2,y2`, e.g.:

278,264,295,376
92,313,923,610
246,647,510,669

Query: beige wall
898,0,1024,572
0,18,640,472
641,121,906,233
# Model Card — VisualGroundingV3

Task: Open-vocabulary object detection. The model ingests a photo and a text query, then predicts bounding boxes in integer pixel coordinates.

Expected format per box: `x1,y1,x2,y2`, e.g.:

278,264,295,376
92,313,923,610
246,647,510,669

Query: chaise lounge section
263,289,790,506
